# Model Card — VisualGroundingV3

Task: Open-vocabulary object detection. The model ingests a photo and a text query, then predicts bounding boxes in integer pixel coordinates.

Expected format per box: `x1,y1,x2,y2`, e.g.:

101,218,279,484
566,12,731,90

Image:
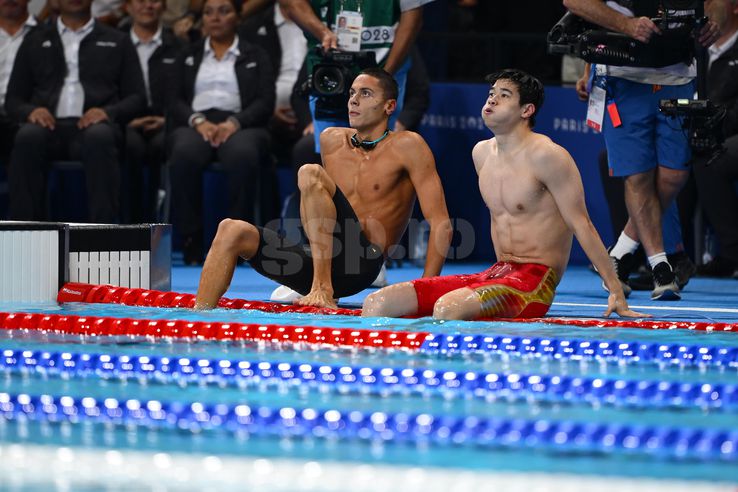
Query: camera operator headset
279,0,434,152
692,0,738,277
563,0,720,300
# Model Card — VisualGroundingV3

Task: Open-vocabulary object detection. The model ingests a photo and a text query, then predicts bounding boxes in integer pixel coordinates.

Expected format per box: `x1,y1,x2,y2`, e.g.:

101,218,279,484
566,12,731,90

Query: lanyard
339,0,362,13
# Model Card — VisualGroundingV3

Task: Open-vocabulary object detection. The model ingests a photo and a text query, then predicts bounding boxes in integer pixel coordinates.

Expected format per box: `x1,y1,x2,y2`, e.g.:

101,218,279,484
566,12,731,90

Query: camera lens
313,66,345,96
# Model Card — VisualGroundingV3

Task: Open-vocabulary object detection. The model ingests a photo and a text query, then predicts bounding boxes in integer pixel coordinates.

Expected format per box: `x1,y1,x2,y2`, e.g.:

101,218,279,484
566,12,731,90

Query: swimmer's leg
295,164,338,308
362,282,419,317
432,288,482,321
195,218,260,309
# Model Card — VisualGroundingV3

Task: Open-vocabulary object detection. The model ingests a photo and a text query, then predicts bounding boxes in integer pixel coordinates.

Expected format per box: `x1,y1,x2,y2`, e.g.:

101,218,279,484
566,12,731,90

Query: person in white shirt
564,0,719,300
0,0,36,165
5,0,145,222
124,0,182,221
693,0,738,278
167,0,275,264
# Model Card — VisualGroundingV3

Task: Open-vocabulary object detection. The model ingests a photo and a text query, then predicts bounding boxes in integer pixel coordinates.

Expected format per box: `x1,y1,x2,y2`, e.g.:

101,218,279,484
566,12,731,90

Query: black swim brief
248,186,384,298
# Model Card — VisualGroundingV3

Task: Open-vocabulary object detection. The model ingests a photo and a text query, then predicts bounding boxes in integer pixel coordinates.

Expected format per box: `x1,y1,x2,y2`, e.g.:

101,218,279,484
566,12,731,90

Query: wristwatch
190,113,206,128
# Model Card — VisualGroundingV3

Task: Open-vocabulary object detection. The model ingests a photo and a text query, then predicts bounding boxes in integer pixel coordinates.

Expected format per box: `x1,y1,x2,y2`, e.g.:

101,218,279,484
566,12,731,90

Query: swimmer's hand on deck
604,292,651,318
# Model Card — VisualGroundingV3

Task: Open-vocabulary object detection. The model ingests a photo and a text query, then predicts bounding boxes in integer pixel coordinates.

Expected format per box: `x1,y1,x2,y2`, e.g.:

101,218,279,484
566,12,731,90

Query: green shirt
306,0,402,68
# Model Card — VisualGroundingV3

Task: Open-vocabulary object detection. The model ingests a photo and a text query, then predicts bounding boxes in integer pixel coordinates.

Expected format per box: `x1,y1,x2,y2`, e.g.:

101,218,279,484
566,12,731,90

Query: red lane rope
57,283,738,333
0,311,429,349
58,283,361,316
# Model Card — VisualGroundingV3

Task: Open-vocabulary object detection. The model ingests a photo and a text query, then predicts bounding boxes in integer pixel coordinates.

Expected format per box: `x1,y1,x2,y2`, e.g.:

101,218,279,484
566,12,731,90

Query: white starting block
0,221,171,304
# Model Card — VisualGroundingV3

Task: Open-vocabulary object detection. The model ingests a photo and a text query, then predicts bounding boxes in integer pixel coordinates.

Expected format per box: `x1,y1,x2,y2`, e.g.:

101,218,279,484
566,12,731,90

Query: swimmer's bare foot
294,288,337,309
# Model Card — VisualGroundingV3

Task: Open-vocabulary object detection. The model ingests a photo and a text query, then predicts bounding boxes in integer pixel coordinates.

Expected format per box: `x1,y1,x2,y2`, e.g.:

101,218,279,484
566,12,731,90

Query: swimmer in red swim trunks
362,68,649,320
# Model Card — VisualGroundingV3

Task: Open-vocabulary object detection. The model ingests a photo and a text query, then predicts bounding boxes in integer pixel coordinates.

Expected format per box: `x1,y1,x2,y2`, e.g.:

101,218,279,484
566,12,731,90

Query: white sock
610,232,639,259
647,252,669,270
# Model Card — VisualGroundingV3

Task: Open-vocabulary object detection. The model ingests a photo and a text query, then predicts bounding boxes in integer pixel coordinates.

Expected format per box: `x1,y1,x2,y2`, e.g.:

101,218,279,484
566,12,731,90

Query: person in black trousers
693,0,738,278
168,0,274,265
0,0,37,169
5,0,145,223
124,0,183,222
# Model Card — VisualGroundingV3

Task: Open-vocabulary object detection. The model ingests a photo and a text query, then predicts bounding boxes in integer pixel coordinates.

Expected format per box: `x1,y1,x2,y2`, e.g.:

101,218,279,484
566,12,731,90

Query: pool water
1,302,737,488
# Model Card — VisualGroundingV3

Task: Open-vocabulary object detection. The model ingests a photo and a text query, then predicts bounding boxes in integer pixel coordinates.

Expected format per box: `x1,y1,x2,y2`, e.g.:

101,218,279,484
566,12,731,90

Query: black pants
125,125,165,222
0,115,17,168
168,123,270,237
8,119,121,222
693,135,738,262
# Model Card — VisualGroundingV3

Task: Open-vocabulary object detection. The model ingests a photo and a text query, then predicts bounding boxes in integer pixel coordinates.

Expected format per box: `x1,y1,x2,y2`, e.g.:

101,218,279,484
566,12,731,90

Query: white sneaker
270,285,303,302
371,264,388,288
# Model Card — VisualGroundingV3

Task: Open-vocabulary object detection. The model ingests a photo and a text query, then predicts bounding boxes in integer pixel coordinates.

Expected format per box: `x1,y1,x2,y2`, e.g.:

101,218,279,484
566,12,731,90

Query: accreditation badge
335,10,363,52
586,85,607,132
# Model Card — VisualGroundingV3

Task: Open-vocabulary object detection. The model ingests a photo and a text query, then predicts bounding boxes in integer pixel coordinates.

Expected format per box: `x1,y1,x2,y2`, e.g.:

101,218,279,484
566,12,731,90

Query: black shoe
697,256,738,278
628,264,653,291
600,248,634,297
651,262,681,300
631,253,696,291
183,234,203,266
668,251,696,289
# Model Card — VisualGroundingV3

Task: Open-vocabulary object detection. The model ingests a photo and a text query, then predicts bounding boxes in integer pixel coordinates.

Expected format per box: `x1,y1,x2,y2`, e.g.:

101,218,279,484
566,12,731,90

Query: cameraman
564,0,719,300
280,0,432,151
693,0,738,278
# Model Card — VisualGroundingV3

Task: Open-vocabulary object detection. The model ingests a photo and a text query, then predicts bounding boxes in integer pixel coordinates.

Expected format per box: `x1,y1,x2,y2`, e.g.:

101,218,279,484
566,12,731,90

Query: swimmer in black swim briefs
194,68,451,310
249,186,384,298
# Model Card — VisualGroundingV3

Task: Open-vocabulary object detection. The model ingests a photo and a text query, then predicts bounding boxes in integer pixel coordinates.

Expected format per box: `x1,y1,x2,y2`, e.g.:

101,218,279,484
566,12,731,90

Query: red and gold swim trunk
410,262,558,318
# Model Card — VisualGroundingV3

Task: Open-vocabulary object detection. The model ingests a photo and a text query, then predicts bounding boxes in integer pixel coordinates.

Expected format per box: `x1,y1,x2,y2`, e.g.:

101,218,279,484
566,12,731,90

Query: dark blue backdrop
417,83,610,264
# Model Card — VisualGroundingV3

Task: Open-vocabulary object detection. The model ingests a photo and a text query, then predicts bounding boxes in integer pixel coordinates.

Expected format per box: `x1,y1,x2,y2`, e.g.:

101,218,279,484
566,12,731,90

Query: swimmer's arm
538,147,649,318
471,140,488,175
405,133,452,277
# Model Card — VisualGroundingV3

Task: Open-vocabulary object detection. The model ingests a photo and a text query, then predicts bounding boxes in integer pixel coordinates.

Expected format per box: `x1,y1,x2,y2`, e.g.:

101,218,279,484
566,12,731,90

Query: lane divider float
1,391,736,462
2,348,737,410
1,311,737,369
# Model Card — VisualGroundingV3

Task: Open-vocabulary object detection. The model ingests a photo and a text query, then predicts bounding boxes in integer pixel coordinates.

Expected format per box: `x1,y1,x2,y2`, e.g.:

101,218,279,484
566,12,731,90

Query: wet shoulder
388,130,432,159
528,133,577,177
472,138,495,174
528,133,567,164
320,127,352,153
389,130,428,150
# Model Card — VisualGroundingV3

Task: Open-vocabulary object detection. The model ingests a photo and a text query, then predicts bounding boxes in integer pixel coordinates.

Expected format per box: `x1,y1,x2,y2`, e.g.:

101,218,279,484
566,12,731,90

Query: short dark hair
359,67,399,102
485,68,545,127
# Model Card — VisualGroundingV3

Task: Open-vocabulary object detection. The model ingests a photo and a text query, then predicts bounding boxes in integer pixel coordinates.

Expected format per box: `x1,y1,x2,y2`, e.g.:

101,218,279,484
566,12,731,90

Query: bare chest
479,158,548,215
325,148,406,199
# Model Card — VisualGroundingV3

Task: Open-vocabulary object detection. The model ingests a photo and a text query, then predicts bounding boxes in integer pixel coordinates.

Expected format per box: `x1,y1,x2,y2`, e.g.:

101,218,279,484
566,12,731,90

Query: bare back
320,127,432,252
475,133,574,280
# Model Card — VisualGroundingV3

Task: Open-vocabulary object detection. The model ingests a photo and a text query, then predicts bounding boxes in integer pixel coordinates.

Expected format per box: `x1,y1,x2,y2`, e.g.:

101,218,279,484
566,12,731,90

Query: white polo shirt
0,15,37,112
55,17,95,118
131,26,163,106
192,36,242,113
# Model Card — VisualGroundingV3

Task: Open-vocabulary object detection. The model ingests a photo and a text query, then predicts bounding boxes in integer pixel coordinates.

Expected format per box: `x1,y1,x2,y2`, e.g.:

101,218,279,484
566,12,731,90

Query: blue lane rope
1,391,736,462
2,349,737,411
419,334,738,368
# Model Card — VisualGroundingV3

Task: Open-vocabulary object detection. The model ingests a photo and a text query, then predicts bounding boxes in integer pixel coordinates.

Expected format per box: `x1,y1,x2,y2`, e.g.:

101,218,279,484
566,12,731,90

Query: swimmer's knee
363,283,420,318
213,219,258,253
432,300,458,320
297,164,328,193
361,288,392,318
361,290,385,317
433,289,480,321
